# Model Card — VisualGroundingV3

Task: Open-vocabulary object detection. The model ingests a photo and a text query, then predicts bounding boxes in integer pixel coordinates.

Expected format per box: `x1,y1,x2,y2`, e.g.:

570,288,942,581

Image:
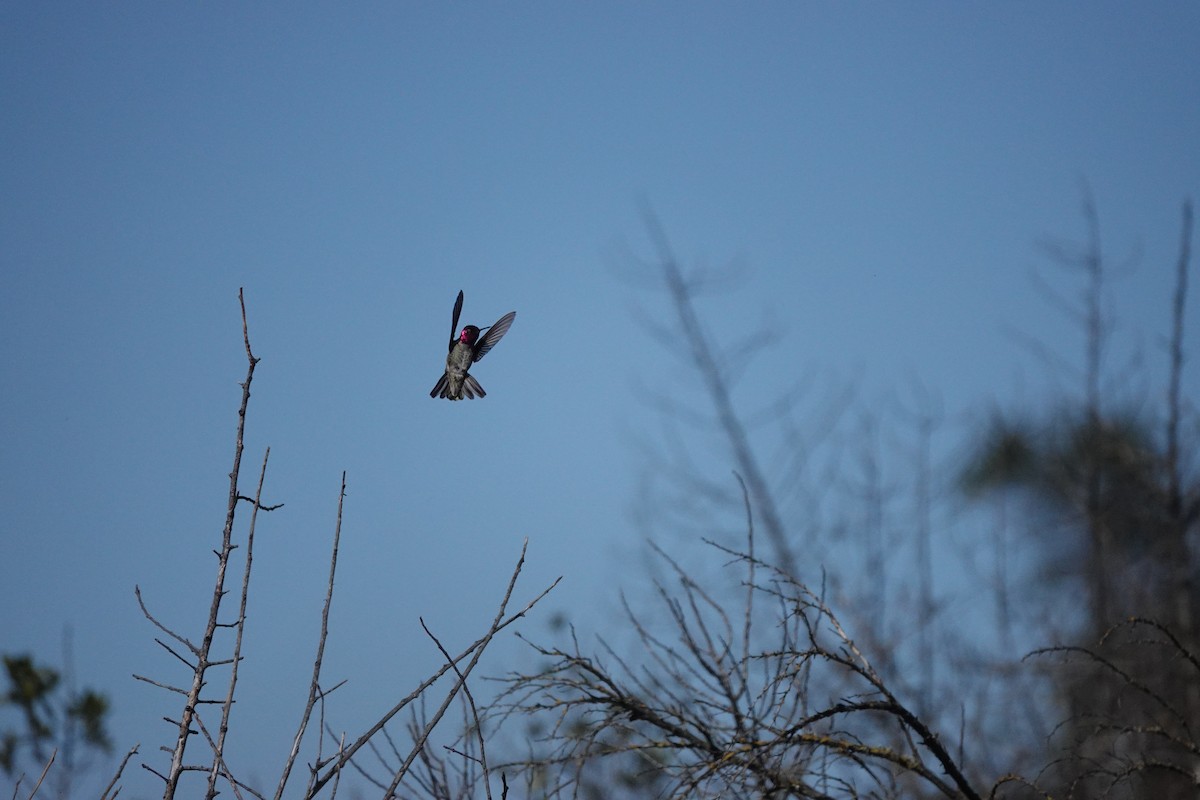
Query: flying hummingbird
430,290,517,400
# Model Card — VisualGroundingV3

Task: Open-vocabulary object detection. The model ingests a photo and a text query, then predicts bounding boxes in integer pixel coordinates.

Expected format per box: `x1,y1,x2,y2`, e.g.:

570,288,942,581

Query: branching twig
419,618,493,800
306,540,559,798
383,540,540,798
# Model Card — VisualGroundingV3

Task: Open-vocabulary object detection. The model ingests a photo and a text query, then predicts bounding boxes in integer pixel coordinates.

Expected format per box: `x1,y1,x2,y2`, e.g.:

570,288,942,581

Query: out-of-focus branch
641,209,797,579
1026,616,1200,797
1165,200,1194,637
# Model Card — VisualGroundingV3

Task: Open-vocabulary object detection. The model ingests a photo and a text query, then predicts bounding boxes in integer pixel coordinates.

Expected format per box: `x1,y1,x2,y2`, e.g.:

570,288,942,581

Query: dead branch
99,743,139,800
208,447,272,798
304,540,560,798
419,619,493,800
23,749,54,800
275,471,347,800
154,289,261,799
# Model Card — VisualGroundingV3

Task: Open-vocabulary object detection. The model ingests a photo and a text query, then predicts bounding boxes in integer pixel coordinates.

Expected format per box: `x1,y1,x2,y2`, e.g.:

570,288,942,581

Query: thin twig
276,471,347,800
100,744,140,800
192,713,256,800
419,617,494,800
305,567,559,798
24,749,55,800
209,447,271,799
133,587,198,656
384,540,535,798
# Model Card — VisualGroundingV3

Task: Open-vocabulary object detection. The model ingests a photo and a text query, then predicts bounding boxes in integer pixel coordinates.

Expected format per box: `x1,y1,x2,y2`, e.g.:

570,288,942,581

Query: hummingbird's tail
429,372,486,400
462,374,486,398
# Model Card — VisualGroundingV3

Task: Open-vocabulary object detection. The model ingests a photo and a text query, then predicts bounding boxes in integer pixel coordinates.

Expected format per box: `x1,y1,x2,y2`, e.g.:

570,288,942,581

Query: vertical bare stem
276,471,347,800
207,447,272,798
163,288,260,800
1079,187,1112,632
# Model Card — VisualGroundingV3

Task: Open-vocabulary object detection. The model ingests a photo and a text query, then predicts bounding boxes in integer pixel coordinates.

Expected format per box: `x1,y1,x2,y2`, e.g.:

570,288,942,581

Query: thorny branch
208,447,272,798
159,288,263,799
130,289,281,800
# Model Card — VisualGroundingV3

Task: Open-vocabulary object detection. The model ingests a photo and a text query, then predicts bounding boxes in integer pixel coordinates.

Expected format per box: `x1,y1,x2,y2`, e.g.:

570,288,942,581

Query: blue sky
2,3,1198,796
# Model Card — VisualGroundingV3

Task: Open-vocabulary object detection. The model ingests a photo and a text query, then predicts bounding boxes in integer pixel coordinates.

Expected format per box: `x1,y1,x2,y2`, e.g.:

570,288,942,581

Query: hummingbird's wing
448,290,464,351
472,311,516,362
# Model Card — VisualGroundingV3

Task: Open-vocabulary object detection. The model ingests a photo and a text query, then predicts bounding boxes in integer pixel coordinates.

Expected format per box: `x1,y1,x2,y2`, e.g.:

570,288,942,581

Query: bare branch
151,288,261,799
383,540,539,798
419,618,493,800
99,743,139,800
1165,199,1192,523
23,749,54,800
276,471,347,800
495,533,986,799
305,541,559,798
208,447,271,798
133,587,198,656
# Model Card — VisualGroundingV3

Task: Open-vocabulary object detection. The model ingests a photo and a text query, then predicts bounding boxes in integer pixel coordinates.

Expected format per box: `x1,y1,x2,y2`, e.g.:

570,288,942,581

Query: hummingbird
430,290,517,400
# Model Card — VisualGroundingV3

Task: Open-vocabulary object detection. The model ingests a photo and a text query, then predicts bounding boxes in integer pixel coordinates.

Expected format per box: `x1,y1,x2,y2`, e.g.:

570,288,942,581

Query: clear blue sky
2,3,1198,796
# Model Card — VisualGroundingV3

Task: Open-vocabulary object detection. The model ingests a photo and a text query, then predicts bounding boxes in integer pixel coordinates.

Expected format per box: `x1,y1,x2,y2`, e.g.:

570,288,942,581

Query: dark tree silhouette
963,198,1198,798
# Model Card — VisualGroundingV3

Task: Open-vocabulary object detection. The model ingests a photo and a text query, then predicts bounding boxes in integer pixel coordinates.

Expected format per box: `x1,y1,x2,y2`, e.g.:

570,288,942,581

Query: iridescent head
459,325,481,344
